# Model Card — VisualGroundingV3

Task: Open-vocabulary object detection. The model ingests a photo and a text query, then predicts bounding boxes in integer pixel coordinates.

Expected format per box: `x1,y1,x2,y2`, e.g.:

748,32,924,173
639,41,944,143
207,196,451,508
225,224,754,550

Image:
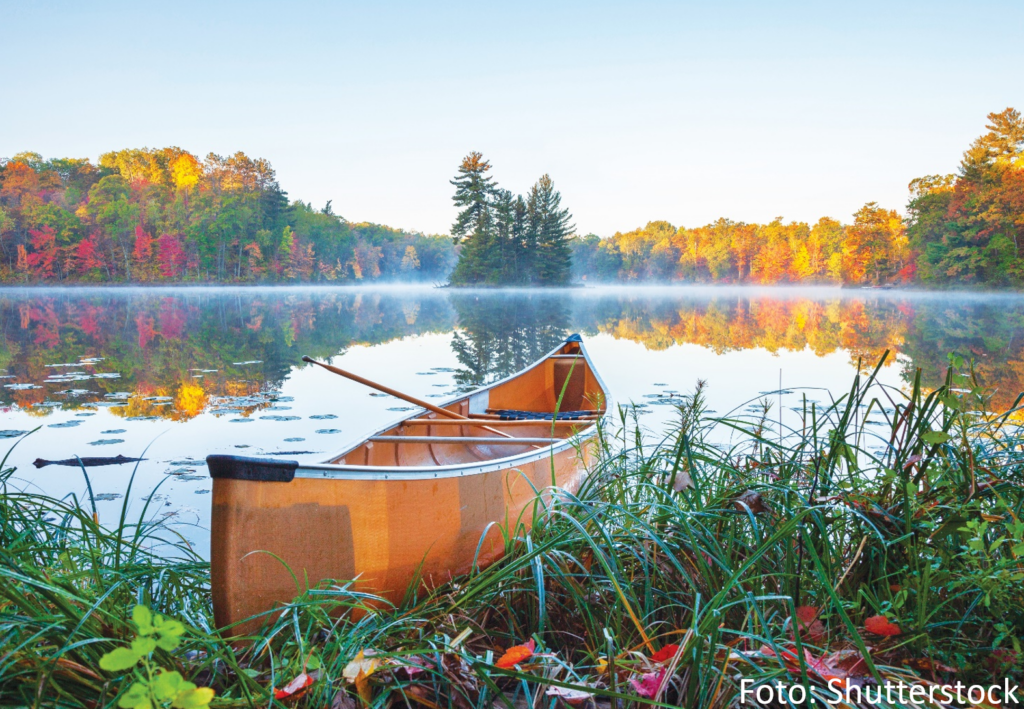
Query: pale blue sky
2,0,1021,235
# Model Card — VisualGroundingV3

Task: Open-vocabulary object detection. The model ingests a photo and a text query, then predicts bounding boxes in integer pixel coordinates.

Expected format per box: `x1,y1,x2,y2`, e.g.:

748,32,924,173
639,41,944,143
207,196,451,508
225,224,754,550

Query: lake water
2,285,1022,556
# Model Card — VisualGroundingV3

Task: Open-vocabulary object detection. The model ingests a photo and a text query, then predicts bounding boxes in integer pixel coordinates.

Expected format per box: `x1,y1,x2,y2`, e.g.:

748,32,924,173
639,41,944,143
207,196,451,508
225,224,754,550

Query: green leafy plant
99,605,214,709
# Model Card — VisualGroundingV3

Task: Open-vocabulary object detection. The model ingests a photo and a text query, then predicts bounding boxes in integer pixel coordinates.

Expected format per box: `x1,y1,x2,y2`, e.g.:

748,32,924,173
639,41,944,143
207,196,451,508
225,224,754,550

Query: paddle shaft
301,356,534,445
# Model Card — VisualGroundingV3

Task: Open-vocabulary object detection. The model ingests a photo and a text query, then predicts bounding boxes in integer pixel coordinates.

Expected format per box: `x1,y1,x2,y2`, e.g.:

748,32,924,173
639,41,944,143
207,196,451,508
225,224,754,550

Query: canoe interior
329,338,605,467
209,335,609,631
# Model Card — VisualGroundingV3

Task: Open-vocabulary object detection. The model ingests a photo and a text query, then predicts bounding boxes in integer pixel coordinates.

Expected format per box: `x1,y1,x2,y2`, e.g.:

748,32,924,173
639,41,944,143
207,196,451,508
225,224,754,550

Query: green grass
2,353,1024,707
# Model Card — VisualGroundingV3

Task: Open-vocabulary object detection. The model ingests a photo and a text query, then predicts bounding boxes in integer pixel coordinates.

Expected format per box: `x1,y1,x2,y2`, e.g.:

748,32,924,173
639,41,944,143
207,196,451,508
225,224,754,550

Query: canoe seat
491,409,596,421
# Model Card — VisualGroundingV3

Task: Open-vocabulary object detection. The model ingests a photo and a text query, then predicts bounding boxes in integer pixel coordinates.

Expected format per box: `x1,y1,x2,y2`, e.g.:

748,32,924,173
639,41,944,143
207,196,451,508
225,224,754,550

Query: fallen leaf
331,690,358,709
864,615,901,637
650,644,680,664
545,685,594,705
902,657,957,674
734,489,767,513
274,672,316,700
343,651,380,706
793,606,826,641
495,639,536,669
342,651,380,683
629,668,667,698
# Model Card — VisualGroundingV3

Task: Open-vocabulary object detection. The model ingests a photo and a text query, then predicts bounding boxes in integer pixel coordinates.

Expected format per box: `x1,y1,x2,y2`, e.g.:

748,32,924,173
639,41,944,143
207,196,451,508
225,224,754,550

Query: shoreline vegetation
3,356,1024,706
1,108,1021,289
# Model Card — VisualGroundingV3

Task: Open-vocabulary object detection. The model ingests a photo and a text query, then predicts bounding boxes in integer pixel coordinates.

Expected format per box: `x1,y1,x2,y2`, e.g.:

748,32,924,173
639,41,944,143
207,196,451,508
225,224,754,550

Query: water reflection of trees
449,294,570,390
1,289,1022,419
0,291,455,419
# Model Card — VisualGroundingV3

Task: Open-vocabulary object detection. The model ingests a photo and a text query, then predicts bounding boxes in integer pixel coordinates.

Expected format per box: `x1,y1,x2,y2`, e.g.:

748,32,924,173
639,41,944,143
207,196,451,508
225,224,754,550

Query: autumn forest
1,108,1021,287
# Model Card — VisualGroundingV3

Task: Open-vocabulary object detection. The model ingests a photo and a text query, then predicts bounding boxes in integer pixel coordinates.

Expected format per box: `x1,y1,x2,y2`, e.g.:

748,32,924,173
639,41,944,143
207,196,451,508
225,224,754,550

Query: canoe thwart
485,409,601,420
403,418,589,427
207,454,299,482
369,436,559,445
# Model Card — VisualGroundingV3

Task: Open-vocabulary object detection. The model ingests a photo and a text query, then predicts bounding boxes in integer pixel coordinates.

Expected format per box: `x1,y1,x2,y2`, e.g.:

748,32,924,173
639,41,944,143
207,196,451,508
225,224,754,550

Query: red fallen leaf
629,668,667,698
795,606,818,624
495,639,536,669
865,615,901,636
275,672,316,700
826,649,870,676
793,606,826,641
650,644,680,664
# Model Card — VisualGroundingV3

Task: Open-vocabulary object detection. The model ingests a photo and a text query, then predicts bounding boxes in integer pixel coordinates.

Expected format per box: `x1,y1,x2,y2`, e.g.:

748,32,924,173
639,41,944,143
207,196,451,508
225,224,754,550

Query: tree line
448,152,574,285
0,148,455,283
571,108,1024,287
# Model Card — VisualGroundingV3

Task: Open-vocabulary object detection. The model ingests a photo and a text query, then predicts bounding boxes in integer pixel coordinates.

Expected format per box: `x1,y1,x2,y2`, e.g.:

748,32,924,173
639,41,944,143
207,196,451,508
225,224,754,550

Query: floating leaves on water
92,373,121,379
316,429,341,434
5,383,41,390
653,382,667,386
105,392,131,400
284,437,305,442
93,493,122,501
0,430,28,438
229,418,253,423
126,416,160,422
232,360,263,365
48,421,81,428
387,407,415,412
265,405,292,411
431,367,456,373
194,489,211,494
75,412,96,417
178,475,205,481
103,429,127,434
368,392,390,398
234,444,250,448
416,371,437,375
309,414,337,420
90,439,124,446
261,415,300,421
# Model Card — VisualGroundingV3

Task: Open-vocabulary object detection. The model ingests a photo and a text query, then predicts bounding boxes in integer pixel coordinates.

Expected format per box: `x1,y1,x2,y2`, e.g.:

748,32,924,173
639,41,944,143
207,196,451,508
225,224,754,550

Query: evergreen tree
449,152,497,284
527,174,574,285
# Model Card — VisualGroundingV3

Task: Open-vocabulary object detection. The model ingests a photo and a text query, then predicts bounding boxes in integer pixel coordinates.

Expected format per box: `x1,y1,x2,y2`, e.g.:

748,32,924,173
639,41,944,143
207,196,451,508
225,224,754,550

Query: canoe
206,334,610,630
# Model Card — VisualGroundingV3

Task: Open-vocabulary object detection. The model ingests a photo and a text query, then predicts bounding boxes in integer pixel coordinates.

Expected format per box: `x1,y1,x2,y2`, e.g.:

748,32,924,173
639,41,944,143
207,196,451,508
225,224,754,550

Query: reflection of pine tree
449,294,571,390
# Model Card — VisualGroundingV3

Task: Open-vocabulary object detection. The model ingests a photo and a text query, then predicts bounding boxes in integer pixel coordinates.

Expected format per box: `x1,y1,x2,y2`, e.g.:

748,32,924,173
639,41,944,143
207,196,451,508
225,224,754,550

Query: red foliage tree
156,233,185,279
26,226,58,279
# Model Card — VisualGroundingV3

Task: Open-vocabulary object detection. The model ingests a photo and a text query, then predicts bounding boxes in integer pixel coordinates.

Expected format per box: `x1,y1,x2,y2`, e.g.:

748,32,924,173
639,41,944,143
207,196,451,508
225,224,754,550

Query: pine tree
527,175,574,285
449,152,497,284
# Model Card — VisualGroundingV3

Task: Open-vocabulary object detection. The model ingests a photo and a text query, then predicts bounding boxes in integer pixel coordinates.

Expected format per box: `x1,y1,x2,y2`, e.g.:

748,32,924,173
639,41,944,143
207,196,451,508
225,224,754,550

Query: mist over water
2,284,1022,556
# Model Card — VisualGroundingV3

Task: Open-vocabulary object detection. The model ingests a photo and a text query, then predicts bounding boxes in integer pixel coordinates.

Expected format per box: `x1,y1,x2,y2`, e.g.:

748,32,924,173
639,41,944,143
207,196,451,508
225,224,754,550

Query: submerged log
33,455,146,469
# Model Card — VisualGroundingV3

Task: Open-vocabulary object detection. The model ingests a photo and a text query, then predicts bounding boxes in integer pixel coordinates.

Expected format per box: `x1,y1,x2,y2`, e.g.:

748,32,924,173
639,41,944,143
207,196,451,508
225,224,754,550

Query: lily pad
315,429,341,434
89,439,124,446
260,415,300,421
309,414,338,420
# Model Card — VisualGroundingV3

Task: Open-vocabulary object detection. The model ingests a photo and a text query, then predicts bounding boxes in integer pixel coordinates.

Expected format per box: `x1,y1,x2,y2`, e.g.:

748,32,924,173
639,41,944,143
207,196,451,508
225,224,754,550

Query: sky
1,0,1022,236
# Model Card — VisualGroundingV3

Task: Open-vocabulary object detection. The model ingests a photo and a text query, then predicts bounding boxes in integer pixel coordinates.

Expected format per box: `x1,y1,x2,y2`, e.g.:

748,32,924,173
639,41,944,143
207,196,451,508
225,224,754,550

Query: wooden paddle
301,356,536,445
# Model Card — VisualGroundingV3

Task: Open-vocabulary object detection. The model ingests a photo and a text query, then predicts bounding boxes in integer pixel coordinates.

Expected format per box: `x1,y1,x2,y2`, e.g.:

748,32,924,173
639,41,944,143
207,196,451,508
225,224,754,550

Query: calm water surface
2,285,1022,556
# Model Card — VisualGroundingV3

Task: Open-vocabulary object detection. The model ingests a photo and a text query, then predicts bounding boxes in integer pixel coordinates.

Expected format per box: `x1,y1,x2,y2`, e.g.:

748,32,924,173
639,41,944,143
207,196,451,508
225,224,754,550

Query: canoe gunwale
291,429,596,480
